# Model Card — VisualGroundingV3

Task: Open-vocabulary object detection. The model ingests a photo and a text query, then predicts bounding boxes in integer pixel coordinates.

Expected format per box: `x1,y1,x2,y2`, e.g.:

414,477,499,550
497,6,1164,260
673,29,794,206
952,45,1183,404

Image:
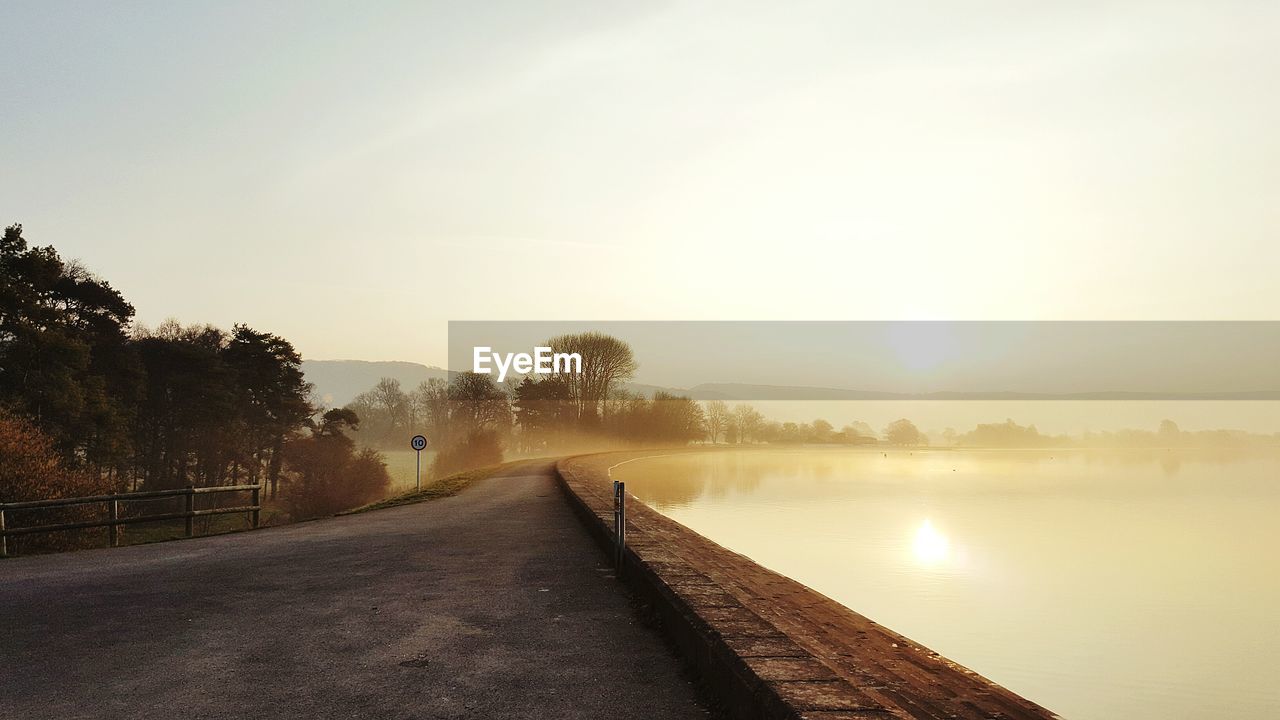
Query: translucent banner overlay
448,321,1280,401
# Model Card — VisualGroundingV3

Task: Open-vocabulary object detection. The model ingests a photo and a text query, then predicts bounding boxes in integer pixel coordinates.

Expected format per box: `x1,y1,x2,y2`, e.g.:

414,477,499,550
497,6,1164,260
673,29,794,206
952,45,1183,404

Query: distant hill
682,383,1280,401
303,363,1280,408
304,361,694,408
302,360,449,407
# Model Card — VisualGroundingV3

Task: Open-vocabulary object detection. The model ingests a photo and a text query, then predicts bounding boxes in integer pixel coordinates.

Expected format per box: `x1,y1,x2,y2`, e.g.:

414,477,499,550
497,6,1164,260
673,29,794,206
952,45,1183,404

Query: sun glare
913,519,950,565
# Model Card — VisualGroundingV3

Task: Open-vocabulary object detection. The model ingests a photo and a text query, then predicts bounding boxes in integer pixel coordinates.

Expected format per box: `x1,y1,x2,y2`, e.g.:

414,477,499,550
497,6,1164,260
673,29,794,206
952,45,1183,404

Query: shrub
284,432,391,520
430,429,503,478
0,410,118,552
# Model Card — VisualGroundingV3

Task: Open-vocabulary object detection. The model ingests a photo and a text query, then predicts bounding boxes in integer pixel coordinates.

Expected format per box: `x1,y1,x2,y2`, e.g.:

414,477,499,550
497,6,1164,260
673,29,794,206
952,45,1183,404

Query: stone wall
556,452,1060,720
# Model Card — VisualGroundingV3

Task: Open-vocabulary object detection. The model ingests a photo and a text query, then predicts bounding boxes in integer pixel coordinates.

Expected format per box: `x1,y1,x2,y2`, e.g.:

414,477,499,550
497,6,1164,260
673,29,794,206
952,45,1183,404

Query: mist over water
613,444,1280,720
746,400,1280,436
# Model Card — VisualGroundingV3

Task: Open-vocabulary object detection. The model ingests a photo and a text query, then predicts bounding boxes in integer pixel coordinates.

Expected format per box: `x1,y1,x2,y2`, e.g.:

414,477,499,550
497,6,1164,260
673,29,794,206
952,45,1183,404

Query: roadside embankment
557,452,1061,720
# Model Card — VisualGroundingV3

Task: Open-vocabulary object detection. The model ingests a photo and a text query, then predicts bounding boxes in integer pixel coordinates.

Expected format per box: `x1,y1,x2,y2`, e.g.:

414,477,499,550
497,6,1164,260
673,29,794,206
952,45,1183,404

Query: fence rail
0,484,262,558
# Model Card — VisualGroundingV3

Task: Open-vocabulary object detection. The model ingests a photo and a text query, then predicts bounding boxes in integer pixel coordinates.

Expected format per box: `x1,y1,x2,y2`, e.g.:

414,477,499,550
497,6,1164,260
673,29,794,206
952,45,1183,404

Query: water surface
612,448,1280,719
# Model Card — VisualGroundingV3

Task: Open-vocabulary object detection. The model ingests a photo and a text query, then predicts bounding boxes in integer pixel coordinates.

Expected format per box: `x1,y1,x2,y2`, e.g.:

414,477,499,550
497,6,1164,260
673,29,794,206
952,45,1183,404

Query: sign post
410,435,428,492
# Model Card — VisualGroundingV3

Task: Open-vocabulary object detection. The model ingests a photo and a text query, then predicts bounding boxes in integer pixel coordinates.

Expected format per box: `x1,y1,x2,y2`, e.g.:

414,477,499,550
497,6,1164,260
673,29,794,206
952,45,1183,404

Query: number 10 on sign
410,435,428,492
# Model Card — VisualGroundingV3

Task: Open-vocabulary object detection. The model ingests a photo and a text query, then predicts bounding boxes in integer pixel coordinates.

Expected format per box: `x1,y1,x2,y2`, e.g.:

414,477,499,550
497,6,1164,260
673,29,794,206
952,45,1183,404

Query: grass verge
342,458,544,515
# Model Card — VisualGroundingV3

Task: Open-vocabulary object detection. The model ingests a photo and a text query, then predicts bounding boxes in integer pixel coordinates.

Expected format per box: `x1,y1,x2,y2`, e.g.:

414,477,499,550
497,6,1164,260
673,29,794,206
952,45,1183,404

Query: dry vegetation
0,411,119,553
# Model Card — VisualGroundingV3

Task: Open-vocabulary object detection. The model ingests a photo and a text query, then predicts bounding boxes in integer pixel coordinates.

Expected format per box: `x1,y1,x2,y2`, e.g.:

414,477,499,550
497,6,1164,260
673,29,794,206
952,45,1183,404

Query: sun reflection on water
913,519,950,565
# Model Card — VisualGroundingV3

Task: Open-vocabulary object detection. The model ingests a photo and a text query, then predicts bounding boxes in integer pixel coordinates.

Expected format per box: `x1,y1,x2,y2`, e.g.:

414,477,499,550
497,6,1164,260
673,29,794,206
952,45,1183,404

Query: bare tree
704,400,729,443
732,404,764,444
371,378,408,431
545,332,637,424
446,372,512,442
410,379,450,439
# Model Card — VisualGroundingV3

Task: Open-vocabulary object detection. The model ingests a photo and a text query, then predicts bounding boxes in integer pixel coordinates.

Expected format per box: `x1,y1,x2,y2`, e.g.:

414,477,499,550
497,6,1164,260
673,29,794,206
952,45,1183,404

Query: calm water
612,448,1280,719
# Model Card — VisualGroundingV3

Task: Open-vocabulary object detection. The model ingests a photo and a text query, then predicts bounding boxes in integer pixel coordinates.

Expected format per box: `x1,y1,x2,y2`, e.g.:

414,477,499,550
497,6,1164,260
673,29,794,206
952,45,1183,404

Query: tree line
339,329,915,470
0,224,389,539
344,333,707,476
344,361,1280,465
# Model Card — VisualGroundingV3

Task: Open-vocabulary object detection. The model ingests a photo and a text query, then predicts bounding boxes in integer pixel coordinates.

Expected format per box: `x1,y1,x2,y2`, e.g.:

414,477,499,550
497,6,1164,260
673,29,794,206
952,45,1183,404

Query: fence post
185,487,194,538
251,485,261,529
0,506,7,559
109,500,120,548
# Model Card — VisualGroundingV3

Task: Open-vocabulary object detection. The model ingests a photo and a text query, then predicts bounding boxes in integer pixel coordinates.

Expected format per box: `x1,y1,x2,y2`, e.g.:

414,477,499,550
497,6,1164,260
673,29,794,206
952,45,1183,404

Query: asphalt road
0,461,707,720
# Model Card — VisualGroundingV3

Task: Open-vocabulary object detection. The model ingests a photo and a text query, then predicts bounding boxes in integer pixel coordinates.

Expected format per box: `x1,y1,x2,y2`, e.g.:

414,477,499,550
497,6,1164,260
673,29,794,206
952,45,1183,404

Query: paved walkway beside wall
0,461,708,720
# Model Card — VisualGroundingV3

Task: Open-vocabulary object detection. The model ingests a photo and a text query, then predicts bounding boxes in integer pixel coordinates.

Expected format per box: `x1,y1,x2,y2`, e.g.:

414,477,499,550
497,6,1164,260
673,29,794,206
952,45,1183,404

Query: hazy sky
3,1,1278,365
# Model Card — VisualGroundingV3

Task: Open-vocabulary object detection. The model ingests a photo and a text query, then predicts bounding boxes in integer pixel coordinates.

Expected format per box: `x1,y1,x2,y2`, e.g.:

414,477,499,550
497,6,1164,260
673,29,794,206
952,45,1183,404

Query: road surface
0,461,707,719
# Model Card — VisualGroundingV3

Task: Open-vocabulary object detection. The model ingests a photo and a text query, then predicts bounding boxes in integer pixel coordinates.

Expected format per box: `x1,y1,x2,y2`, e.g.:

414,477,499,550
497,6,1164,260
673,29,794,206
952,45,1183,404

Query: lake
611,448,1280,719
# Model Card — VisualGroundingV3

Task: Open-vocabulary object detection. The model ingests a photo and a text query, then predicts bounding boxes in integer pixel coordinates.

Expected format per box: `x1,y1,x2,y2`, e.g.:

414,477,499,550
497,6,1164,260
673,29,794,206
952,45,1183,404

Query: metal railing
0,484,262,558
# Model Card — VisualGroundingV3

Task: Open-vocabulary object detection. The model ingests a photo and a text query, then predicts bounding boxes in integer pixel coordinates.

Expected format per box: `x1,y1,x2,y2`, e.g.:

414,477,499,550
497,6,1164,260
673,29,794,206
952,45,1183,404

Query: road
0,461,708,720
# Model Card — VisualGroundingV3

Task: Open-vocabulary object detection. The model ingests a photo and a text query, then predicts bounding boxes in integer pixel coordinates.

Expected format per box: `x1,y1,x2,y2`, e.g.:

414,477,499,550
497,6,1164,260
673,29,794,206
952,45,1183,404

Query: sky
3,1,1278,366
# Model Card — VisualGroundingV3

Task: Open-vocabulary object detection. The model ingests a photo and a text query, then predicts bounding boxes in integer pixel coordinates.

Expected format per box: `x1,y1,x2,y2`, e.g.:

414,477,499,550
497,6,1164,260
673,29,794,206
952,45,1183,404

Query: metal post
109,500,120,547
410,436,427,492
251,485,261,529
0,507,7,559
618,483,626,567
185,487,194,538
613,481,626,569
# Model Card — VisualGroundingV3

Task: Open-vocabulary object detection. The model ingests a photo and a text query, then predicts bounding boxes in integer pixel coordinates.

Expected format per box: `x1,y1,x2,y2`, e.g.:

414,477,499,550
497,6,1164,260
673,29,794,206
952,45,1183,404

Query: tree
1158,419,1182,446
779,421,801,443
545,332,636,424
512,376,573,452
346,377,411,448
430,429,503,478
409,372,514,477
759,420,783,443
371,378,408,433
223,325,313,498
958,418,1053,447
648,392,706,443
811,419,834,442
0,224,139,471
836,423,876,444
285,409,390,519
731,404,764,444
131,322,239,489
315,407,359,436
410,378,450,440
704,400,729,443
125,320,316,494
445,372,512,443
884,418,923,446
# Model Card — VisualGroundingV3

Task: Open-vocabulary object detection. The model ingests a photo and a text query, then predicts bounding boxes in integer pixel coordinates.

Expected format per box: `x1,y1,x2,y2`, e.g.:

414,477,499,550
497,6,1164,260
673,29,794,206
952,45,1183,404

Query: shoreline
557,450,1061,720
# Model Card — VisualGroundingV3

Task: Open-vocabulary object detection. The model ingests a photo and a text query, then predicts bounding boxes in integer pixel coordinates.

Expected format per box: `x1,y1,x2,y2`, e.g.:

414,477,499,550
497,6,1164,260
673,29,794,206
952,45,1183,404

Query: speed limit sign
410,435,428,491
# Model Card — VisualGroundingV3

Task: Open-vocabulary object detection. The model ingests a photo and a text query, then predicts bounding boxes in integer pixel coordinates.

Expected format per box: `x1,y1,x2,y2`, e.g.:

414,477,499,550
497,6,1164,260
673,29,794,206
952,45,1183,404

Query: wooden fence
0,484,262,558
